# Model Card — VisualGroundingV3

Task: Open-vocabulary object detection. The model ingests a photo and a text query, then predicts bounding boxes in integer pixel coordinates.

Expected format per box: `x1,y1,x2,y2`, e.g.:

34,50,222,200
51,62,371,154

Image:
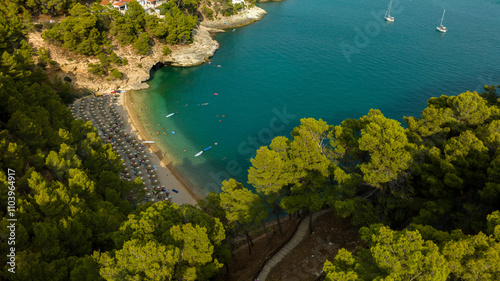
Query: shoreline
30,6,267,95
120,91,200,205
58,4,270,204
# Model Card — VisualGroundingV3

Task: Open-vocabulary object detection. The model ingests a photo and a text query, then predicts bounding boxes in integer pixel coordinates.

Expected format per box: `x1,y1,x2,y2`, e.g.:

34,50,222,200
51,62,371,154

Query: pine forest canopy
1,2,500,280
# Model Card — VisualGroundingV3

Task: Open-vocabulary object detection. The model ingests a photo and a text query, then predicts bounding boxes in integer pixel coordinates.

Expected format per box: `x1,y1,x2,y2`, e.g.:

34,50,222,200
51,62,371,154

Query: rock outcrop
28,6,266,94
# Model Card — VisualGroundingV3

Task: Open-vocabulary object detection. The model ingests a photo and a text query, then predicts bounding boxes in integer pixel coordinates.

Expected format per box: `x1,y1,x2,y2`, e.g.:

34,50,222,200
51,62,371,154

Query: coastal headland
29,5,267,94
33,4,269,205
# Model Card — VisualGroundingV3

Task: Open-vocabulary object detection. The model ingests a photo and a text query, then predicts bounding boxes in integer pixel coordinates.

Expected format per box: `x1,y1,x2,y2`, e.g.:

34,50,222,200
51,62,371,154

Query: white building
100,0,163,15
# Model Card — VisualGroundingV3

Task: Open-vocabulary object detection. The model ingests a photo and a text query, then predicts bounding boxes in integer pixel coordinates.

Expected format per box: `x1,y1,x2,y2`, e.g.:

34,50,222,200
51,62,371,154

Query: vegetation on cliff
1,1,500,280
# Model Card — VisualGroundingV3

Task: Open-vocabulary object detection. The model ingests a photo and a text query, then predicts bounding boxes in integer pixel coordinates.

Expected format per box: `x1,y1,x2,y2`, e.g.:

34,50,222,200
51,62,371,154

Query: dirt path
257,210,329,281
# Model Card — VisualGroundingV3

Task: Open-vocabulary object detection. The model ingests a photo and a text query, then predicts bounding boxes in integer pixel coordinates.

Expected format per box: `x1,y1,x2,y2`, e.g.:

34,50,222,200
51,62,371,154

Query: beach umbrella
123,167,129,172
137,171,143,176
142,154,149,159
146,164,153,170
145,192,153,198
130,139,136,144
149,197,157,203
142,187,151,193
131,161,139,167
153,185,161,192
157,192,166,198
152,179,159,185
149,174,157,180
128,153,135,159
145,159,151,164
126,149,132,153
123,145,129,150
124,173,131,178
148,169,156,175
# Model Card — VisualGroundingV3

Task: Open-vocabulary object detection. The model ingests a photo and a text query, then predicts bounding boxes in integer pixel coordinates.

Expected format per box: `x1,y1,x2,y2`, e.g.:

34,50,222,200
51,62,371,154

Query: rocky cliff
28,6,267,94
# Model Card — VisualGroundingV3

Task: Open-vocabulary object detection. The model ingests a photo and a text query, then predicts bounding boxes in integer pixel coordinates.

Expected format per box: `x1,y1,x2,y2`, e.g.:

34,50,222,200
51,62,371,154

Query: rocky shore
28,5,267,94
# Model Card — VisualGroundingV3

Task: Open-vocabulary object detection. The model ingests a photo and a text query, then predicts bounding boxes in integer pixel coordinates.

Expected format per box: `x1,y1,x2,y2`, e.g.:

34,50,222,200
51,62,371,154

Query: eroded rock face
28,6,266,94
201,6,267,29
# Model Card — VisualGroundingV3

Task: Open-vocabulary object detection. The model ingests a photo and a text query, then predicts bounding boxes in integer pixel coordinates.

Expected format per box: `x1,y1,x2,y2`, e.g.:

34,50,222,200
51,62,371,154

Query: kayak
171,131,176,134
166,113,174,117
203,146,212,151
195,151,203,157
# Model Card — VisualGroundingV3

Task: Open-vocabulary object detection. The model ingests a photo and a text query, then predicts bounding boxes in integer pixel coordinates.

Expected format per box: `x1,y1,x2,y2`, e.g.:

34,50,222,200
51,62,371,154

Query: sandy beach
115,91,199,205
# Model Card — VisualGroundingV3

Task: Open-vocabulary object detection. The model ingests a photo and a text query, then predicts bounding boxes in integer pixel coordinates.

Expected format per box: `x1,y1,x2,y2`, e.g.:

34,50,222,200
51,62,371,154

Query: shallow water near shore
131,0,500,196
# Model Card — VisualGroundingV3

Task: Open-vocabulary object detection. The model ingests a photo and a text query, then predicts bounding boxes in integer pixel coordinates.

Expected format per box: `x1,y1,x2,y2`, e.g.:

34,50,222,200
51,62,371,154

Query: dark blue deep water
130,0,500,196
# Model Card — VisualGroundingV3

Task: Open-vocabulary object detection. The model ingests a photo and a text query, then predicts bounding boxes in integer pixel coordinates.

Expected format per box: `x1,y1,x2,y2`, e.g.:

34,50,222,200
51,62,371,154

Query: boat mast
440,9,446,26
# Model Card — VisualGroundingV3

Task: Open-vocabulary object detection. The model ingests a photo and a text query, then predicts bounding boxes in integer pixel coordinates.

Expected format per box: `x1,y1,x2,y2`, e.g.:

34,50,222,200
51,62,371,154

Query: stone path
256,209,330,281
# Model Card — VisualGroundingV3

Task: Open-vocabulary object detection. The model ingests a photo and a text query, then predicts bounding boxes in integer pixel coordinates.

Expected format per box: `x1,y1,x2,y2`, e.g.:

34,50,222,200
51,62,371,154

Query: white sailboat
436,9,447,33
385,1,394,22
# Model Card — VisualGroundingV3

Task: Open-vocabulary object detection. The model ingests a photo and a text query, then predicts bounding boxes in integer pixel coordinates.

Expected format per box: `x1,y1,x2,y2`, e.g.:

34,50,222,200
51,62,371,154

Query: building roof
147,0,156,2
121,0,135,2
100,0,111,5
113,2,126,6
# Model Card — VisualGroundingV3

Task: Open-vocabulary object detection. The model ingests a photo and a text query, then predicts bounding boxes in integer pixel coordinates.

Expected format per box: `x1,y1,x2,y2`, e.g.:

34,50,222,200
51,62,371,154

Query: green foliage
202,7,214,20
109,68,122,79
108,52,121,65
43,3,108,56
133,32,150,55
162,45,172,56
325,225,450,281
98,202,226,280
88,63,104,76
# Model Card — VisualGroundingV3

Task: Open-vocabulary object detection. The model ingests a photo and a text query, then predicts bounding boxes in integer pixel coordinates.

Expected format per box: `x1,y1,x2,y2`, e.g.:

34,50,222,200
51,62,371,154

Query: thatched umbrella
147,169,156,175
157,192,167,199
142,186,151,192
137,170,143,176
146,164,153,170
149,174,157,180
123,167,129,173
131,161,140,167
152,179,159,185
153,185,162,192
149,197,157,203
123,173,131,178
145,192,153,198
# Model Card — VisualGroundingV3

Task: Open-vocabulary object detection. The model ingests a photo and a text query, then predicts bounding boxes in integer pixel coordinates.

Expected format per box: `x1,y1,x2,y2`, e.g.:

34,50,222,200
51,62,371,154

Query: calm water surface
130,0,500,196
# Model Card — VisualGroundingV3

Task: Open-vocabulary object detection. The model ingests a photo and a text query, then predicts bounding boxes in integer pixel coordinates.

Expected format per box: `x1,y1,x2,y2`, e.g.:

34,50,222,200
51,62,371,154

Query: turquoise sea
130,0,500,196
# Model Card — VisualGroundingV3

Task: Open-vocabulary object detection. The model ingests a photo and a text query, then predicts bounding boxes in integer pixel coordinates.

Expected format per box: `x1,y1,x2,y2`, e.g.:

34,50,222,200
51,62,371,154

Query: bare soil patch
220,210,360,281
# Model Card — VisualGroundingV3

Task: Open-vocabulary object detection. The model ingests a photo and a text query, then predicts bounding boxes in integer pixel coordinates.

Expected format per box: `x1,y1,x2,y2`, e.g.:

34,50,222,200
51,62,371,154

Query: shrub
133,33,150,55
110,68,123,79
88,63,104,75
203,7,214,20
109,52,122,65
162,46,172,56
122,58,128,66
